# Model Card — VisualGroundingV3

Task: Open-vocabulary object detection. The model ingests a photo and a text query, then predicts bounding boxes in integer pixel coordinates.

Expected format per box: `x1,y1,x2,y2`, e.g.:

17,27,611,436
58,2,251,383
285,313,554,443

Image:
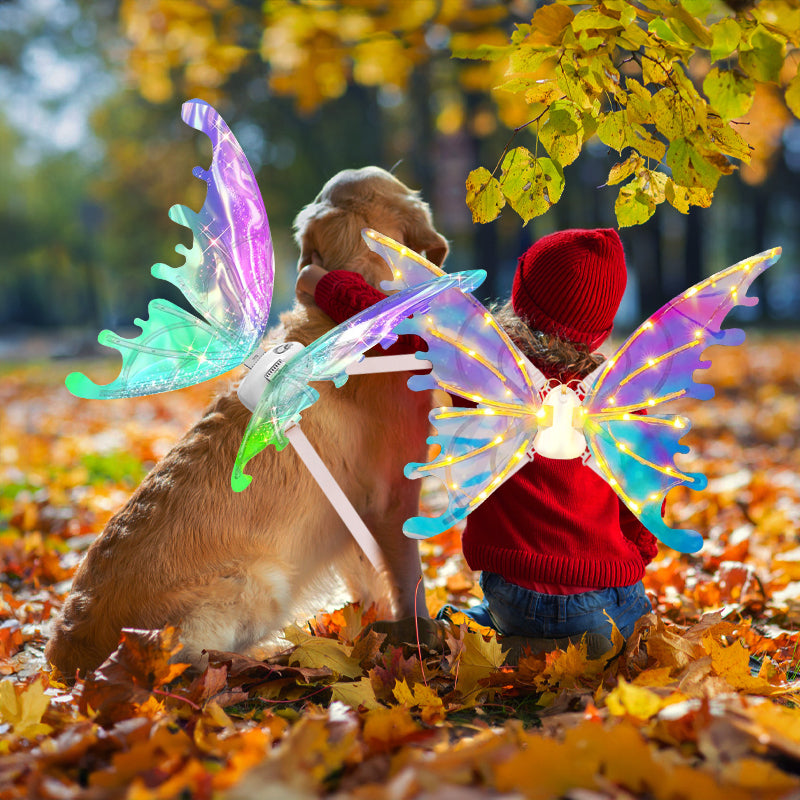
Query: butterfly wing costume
396,247,781,552
66,99,274,399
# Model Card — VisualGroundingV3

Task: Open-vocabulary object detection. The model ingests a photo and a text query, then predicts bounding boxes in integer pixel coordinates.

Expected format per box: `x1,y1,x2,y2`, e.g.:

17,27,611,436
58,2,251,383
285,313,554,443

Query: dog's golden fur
46,167,448,677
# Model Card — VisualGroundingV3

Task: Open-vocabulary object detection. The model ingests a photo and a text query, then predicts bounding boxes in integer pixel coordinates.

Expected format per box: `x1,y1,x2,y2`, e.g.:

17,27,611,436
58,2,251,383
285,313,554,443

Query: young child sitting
297,228,656,655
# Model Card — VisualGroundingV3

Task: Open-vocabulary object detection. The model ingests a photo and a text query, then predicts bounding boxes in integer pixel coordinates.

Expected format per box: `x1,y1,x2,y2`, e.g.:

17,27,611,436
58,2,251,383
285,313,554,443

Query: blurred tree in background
2,0,800,342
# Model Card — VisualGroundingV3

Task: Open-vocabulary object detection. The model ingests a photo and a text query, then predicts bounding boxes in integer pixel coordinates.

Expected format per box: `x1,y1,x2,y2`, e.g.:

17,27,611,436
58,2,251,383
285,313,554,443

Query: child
297,228,656,650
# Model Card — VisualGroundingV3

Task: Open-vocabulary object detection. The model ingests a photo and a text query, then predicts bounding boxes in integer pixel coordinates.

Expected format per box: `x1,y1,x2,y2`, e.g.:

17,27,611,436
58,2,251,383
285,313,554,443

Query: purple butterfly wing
583,247,781,552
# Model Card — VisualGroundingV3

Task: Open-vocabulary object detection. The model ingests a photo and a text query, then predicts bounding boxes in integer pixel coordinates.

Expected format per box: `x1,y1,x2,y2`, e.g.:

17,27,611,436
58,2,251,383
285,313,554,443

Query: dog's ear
409,230,448,268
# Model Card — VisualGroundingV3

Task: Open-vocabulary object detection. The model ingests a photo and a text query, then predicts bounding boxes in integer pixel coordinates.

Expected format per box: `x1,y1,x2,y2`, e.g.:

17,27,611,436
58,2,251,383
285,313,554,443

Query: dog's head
293,166,448,289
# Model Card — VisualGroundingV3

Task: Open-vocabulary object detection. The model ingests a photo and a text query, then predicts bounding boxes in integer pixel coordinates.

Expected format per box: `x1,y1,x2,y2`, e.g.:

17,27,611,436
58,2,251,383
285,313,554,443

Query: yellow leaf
632,666,675,688
452,628,507,702
362,705,420,750
607,153,645,186
538,100,584,165
705,637,789,695
529,3,574,44
597,110,626,151
466,167,506,223
605,677,664,720
0,676,52,738
392,678,446,723
535,638,606,691
615,180,657,228
720,757,800,793
330,677,381,710
284,624,363,679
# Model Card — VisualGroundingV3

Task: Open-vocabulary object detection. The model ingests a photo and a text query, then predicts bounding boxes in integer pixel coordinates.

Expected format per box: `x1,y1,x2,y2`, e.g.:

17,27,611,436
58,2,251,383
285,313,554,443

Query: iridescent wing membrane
358,229,550,539
66,99,273,399
582,246,781,552
400,245,781,552
231,268,487,491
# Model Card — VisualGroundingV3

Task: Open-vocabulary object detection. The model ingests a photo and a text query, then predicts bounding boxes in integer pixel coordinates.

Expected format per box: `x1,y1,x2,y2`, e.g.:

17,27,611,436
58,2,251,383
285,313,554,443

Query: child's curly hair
491,300,604,380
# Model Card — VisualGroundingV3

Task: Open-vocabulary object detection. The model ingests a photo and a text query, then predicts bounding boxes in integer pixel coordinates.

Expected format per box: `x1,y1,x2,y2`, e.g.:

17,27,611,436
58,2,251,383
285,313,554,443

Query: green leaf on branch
615,178,657,227
626,124,667,161
571,8,624,32
500,147,565,223
708,119,751,162
709,18,741,62
466,167,506,224
785,71,800,118
740,27,784,83
648,18,680,44
538,100,584,165
652,88,688,139
703,67,755,121
666,136,724,191
680,0,711,18
597,110,627,151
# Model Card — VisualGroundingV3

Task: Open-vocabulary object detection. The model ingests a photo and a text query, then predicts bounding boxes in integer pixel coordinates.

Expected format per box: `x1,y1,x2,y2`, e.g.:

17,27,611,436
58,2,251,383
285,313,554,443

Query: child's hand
295,255,327,304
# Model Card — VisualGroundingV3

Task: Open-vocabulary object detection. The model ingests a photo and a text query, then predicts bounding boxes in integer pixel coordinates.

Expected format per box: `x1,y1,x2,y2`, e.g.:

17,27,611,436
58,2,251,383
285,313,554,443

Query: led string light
412,431,526,475
365,229,447,278
617,340,704,388
466,442,533,509
600,389,687,415
590,449,648,514
425,328,508,382
596,426,697,484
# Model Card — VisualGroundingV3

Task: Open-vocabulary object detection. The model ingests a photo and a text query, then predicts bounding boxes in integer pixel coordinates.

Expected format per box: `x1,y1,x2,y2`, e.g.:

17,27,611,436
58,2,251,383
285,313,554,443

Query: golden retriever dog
46,166,448,677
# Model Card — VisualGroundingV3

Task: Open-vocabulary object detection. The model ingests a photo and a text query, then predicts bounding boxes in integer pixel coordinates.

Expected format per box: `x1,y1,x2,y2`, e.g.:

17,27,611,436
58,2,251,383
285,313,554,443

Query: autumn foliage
1,338,800,798
117,1,800,228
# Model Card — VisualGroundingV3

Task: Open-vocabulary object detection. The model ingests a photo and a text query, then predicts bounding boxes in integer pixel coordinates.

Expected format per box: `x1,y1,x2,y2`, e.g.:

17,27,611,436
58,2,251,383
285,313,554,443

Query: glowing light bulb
608,396,616,405
630,503,641,513
647,359,655,367
643,321,653,330
623,413,631,421
471,394,482,402
536,408,546,419
494,436,504,445
686,287,698,297
674,419,684,428
694,329,703,339
648,399,656,406
617,443,628,452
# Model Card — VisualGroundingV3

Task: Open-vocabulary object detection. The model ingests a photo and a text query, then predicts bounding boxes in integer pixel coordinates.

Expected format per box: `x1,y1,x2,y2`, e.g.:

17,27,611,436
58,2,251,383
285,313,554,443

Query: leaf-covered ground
1,337,800,799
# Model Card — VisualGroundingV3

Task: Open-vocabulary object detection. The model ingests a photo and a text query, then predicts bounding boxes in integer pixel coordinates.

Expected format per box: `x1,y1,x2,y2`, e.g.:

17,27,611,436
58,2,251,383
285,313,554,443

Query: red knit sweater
314,270,658,591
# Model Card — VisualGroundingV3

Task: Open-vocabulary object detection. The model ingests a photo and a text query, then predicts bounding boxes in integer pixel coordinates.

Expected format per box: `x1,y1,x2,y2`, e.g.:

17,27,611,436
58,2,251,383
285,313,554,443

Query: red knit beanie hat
511,228,627,350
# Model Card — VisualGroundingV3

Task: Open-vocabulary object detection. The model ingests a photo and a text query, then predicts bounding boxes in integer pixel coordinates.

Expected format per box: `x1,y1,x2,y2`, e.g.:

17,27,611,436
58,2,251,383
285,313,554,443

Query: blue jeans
439,572,652,640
